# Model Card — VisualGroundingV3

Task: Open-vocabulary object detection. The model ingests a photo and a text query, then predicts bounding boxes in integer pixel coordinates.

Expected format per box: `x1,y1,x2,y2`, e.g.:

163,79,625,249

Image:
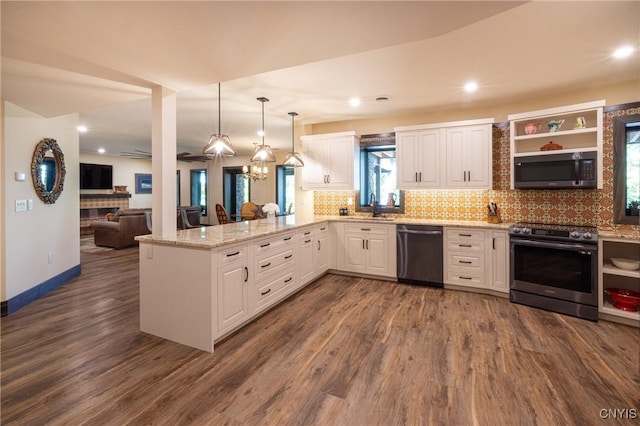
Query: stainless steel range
509,223,598,321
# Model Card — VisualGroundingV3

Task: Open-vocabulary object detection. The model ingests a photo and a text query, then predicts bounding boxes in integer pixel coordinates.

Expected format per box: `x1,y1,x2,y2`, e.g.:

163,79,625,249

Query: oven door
510,238,598,306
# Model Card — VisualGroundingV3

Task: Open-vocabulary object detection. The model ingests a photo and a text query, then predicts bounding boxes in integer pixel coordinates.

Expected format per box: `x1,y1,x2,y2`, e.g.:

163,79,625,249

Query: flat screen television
80,163,113,190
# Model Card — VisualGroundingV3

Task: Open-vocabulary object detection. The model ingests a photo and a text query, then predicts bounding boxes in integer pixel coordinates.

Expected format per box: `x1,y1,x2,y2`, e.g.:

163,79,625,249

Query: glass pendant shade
283,111,304,167
203,82,236,157
252,97,276,163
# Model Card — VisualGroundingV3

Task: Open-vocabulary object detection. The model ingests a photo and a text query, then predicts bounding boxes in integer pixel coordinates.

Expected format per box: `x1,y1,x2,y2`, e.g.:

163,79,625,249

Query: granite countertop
136,215,511,249
598,229,640,242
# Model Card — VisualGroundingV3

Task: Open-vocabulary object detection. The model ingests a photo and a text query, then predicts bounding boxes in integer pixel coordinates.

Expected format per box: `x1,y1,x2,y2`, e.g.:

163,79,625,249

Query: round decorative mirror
31,138,66,204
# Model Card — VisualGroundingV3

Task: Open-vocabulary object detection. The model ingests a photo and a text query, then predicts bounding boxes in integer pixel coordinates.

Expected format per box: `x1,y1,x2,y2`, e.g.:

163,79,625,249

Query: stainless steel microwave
513,151,597,189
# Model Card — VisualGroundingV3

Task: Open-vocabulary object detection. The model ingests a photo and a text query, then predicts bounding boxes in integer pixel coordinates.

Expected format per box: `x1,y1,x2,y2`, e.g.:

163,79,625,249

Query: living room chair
215,204,229,225
179,208,199,229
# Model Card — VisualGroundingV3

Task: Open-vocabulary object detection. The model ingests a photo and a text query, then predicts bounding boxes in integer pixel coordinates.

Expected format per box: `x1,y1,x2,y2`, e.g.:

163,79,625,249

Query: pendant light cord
217,82,221,134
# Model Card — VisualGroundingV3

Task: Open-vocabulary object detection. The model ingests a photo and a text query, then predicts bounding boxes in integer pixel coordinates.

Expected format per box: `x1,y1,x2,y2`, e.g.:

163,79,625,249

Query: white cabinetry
444,227,509,293
336,222,396,278
598,238,640,326
395,119,493,190
252,232,296,315
296,223,331,285
297,227,315,285
216,243,250,337
314,224,330,276
490,231,509,293
444,125,492,188
508,100,604,189
396,129,442,188
301,132,360,190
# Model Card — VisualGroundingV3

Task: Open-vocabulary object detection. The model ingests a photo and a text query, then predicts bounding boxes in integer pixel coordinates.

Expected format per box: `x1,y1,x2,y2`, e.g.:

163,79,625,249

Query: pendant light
250,97,276,163
283,112,304,167
203,82,236,157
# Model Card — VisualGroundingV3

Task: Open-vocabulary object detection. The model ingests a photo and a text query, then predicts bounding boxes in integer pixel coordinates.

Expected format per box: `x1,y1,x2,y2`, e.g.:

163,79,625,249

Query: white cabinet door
297,234,315,286
314,231,330,275
366,233,391,276
325,136,355,189
397,130,441,189
466,125,491,188
217,260,249,335
445,125,491,189
344,233,366,273
490,231,509,293
301,140,327,189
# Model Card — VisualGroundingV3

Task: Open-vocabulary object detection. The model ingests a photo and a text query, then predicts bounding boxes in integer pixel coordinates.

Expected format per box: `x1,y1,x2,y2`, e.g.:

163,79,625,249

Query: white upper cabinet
301,131,360,190
397,129,442,188
395,119,493,190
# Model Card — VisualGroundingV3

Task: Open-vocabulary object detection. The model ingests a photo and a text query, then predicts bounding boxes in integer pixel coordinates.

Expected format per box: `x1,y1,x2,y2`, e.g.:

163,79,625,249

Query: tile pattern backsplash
313,104,639,232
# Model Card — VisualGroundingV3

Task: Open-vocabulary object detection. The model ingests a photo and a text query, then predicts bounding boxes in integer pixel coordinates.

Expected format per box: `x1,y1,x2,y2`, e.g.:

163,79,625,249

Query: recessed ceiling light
97,148,105,154
349,97,361,107
612,45,634,59
77,125,88,132
464,81,478,93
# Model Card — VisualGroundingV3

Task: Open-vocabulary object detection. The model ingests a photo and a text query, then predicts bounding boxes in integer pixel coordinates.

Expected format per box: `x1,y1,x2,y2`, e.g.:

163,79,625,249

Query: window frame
275,165,295,215
190,168,208,216
612,113,640,225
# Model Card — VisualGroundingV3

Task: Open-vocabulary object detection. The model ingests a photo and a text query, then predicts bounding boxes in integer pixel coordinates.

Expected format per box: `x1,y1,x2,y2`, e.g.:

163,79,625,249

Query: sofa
91,206,202,249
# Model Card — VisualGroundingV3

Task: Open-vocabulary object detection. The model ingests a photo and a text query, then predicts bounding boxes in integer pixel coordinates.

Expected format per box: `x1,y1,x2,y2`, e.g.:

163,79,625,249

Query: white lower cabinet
336,223,396,278
251,232,296,315
297,227,315,285
314,224,330,275
444,228,509,293
216,243,250,337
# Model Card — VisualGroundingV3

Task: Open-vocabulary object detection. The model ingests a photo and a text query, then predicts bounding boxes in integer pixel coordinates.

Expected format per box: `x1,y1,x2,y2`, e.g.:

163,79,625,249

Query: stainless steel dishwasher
397,225,443,287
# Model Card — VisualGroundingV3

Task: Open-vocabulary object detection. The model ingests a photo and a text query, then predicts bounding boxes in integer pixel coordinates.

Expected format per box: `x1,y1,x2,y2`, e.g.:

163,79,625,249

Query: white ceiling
2,1,639,158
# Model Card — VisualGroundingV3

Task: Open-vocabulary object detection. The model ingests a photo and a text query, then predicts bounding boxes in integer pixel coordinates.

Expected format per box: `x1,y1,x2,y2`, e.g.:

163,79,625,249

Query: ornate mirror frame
31,138,66,204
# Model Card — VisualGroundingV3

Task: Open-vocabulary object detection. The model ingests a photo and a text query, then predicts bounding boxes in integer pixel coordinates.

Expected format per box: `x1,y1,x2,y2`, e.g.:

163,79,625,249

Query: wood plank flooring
1,242,639,425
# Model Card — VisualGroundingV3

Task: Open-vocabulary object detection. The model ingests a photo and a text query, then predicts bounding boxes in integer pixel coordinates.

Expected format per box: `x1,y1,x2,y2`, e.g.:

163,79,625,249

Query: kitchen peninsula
138,216,510,352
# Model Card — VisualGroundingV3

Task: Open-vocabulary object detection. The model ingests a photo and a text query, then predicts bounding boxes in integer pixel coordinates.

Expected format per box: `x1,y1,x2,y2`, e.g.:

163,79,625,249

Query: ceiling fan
120,150,208,162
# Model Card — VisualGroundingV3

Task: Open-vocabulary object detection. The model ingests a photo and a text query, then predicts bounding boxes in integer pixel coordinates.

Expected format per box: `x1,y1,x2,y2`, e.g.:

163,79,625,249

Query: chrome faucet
369,193,380,217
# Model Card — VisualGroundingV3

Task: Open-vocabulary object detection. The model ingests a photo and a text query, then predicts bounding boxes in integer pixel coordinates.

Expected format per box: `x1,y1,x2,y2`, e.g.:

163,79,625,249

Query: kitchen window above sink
355,133,405,215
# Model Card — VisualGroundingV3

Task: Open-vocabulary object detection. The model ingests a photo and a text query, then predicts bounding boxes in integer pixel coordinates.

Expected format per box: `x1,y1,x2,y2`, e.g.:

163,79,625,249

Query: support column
151,86,177,238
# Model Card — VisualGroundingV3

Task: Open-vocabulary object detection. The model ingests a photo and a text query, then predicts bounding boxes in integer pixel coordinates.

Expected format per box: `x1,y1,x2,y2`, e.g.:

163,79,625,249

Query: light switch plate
15,199,27,212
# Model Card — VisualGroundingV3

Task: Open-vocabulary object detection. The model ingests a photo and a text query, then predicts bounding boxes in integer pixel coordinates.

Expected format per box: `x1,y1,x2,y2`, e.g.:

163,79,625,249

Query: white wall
3,102,80,300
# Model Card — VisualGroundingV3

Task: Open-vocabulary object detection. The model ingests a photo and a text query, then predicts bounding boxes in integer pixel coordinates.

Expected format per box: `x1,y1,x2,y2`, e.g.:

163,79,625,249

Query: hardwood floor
1,243,638,425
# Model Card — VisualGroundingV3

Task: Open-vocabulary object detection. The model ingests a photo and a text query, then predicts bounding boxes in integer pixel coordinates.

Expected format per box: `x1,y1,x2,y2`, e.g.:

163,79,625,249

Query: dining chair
240,202,262,220
215,204,229,225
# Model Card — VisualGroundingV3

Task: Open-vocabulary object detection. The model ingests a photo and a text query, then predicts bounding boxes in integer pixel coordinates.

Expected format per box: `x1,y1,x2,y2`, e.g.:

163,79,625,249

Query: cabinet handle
260,242,270,248
419,172,422,182
317,240,321,251
284,254,292,259
361,228,371,231
468,171,471,181
304,231,311,236
460,276,472,280
415,172,418,182
304,239,311,244
284,277,292,283
283,236,292,241
261,288,271,296
366,239,369,250
362,240,365,250
227,251,240,257
459,234,472,237
320,227,326,231
459,244,472,248
261,262,271,269
493,238,496,250
244,266,248,282
459,260,473,264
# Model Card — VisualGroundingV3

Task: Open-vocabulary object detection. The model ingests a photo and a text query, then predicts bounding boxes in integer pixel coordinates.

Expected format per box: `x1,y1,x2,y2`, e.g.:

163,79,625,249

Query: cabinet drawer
255,248,294,279
255,269,295,310
216,244,248,265
446,229,485,241
345,224,388,235
447,252,485,273
446,271,485,287
446,240,484,252
253,232,295,255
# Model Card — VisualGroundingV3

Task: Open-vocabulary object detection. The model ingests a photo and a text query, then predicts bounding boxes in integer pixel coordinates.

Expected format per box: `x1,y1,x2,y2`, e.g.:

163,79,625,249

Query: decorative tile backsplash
314,104,639,232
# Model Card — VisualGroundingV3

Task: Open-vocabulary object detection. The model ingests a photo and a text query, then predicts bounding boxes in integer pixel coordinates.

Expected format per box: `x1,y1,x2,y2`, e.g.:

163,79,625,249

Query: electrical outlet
48,253,54,264
15,200,27,212
347,197,353,206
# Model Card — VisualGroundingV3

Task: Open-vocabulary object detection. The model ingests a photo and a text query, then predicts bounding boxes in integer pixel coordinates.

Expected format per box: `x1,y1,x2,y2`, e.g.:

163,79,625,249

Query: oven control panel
509,224,597,243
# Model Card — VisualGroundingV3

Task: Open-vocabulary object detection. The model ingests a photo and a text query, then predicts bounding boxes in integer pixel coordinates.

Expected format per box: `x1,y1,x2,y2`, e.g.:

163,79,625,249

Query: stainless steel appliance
509,223,598,321
397,225,443,287
513,151,597,189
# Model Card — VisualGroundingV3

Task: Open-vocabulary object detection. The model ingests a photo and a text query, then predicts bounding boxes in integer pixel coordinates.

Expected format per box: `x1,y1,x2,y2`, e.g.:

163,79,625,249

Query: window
276,166,295,215
176,170,181,207
356,133,404,214
613,114,640,224
190,169,207,216
223,167,250,220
